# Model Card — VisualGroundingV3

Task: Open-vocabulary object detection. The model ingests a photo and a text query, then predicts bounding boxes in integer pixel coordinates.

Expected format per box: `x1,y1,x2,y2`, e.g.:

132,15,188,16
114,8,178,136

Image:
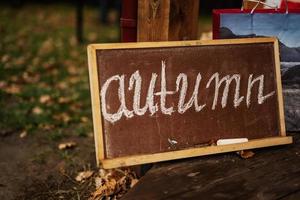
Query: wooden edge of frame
100,136,293,169
273,39,286,136
87,37,286,168
88,37,277,50
87,45,105,165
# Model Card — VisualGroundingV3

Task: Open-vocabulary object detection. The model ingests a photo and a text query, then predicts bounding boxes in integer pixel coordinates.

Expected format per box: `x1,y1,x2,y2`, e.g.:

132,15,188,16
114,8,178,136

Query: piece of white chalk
217,138,248,146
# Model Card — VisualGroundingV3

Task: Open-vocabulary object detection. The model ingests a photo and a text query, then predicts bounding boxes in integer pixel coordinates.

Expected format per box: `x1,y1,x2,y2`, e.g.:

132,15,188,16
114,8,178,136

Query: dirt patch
0,132,96,200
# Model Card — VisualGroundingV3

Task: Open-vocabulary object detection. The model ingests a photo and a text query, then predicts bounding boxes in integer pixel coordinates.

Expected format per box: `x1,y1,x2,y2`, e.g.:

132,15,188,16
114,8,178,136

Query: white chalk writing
100,61,275,123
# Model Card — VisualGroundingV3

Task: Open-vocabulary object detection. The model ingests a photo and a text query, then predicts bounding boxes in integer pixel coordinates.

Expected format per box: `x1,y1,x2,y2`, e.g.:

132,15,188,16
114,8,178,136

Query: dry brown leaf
39,95,51,104
39,38,54,55
53,112,71,123
69,76,80,84
58,141,76,150
32,106,43,115
67,65,78,75
10,75,19,82
1,54,10,63
0,81,7,89
130,179,139,188
39,124,55,130
237,150,255,159
91,178,117,199
22,72,40,83
90,168,139,199
95,177,104,188
56,81,68,89
14,56,26,65
19,131,27,138
80,116,89,123
4,84,21,94
75,170,94,182
58,97,71,104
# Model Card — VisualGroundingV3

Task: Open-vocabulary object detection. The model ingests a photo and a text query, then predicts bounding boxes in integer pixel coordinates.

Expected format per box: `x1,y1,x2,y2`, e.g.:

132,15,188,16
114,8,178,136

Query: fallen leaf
91,178,117,199
58,142,76,150
69,76,80,84
22,72,40,83
0,81,7,89
39,95,51,103
130,179,139,188
58,96,71,104
10,75,19,82
56,81,68,89
32,106,43,115
80,116,89,123
14,56,26,65
75,170,94,182
67,65,78,75
1,54,10,63
187,172,200,177
90,168,139,199
3,84,21,94
39,38,54,55
54,112,71,123
237,150,255,159
95,177,104,188
39,124,55,130
19,131,27,138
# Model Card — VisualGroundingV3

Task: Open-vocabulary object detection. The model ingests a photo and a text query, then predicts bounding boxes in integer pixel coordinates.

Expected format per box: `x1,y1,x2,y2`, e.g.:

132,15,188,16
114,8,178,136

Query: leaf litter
89,168,139,200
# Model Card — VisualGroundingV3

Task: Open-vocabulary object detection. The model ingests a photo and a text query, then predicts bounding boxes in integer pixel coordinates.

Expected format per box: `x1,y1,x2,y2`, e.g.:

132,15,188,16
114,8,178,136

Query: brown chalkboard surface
87,38,292,169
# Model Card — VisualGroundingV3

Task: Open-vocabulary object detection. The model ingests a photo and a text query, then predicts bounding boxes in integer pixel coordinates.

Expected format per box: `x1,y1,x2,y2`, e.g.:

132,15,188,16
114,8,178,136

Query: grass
0,3,119,140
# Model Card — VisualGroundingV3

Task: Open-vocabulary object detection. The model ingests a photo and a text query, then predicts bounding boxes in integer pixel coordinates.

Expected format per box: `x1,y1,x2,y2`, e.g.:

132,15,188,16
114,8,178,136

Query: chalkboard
87,38,292,169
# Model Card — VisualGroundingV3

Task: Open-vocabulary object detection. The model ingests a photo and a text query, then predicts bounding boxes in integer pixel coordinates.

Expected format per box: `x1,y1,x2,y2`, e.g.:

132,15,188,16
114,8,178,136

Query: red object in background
280,0,300,9
120,0,137,42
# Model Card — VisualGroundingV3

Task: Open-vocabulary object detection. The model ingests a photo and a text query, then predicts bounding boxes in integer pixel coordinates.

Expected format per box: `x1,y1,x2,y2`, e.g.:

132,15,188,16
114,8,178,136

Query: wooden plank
101,136,292,169
87,45,105,164
137,0,199,41
168,0,199,41
87,38,291,169
137,0,170,41
122,132,300,200
274,39,286,136
89,37,279,49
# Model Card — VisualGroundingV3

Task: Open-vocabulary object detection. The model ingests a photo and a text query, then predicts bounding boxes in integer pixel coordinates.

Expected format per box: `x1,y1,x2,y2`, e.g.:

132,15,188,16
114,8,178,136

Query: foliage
0,4,119,140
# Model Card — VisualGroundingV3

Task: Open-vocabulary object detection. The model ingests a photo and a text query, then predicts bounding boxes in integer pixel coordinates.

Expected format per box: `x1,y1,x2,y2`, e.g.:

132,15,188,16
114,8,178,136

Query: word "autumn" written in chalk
101,61,275,123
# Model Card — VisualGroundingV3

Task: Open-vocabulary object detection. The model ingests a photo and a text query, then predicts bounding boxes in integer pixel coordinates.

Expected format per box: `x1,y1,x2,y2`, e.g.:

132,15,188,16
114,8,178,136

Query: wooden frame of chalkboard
87,38,292,169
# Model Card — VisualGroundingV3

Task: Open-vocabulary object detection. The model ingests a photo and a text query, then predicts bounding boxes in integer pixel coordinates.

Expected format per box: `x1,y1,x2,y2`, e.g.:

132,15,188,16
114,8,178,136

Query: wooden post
137,0,199,42
168,0,199,41
137,0,170,41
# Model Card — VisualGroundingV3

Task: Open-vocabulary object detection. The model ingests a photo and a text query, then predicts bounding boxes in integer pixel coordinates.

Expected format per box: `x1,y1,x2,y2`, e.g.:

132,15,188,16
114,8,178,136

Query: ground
0,3,119,199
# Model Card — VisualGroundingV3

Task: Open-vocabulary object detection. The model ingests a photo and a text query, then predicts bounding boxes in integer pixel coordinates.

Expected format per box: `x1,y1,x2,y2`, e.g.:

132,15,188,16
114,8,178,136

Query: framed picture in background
213,7,300,131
